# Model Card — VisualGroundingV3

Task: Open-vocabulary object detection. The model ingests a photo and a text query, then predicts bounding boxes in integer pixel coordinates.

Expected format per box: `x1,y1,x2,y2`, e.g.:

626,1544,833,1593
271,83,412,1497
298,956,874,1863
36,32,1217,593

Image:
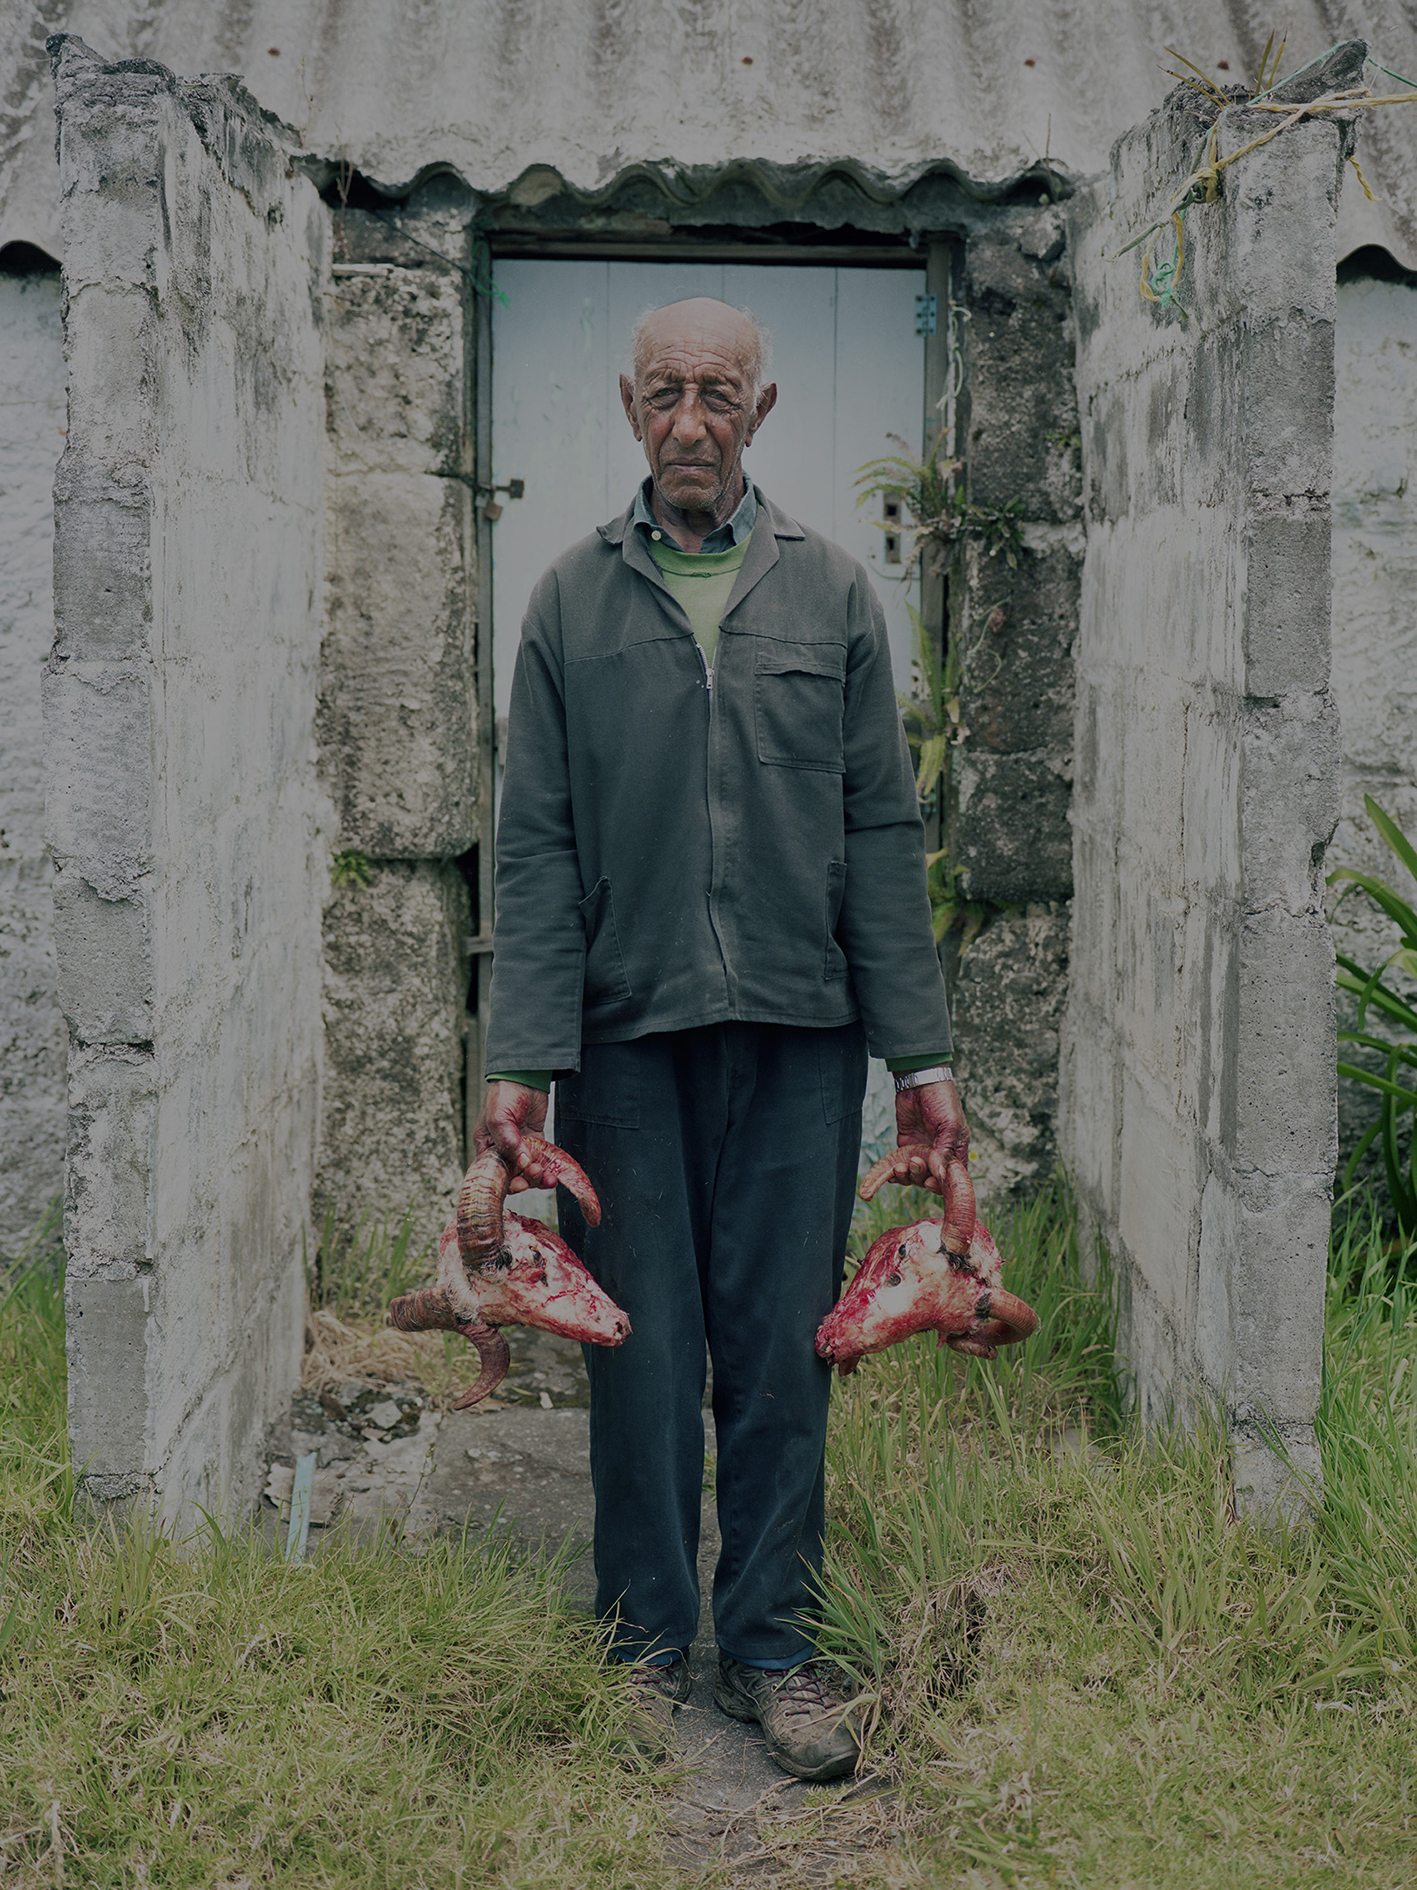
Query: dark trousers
554,1020,867,1667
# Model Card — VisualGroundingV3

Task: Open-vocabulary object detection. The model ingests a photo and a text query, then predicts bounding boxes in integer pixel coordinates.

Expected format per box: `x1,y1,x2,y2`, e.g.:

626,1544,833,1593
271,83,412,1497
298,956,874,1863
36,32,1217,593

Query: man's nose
671,395,707,441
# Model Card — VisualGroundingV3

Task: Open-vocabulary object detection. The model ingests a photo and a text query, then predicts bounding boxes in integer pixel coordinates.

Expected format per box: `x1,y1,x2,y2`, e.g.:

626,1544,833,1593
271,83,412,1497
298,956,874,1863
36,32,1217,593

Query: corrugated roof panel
4,1,1416,264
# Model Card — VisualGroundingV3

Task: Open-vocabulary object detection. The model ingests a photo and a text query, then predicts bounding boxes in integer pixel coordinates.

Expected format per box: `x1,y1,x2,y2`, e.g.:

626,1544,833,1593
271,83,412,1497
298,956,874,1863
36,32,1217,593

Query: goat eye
885,1271,902,1288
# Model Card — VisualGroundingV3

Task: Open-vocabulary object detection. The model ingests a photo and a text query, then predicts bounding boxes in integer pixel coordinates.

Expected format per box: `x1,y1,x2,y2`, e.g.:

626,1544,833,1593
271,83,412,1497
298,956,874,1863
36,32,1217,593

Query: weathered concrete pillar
320,862,469,1236
949,208,1081,1197
48,38,330,1520
1064,64,1356,1513
0,256,66,1252
314,204,477,1248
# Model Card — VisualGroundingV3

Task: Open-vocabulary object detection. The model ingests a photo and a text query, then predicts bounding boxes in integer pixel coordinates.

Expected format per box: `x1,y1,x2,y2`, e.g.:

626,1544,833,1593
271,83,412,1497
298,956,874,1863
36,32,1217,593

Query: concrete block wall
1064,86,1350,1513
1328,269,1417,1184
320,863,469,1241
314,203,477,1249
49,38,330,1520
0,261,67,1253
948,208,1081,1197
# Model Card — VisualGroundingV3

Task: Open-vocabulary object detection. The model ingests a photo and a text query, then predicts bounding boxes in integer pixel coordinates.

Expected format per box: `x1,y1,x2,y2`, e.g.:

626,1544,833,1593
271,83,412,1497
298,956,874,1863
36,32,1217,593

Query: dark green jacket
484,489,952,1072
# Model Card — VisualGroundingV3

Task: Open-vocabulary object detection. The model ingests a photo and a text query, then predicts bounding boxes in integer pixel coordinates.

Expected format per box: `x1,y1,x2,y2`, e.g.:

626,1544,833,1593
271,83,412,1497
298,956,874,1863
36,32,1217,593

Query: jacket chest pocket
753,644,847,773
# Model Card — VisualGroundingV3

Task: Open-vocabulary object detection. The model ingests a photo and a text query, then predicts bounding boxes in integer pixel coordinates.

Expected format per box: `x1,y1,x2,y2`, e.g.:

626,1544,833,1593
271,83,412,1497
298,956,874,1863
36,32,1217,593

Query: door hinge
915,293,938,337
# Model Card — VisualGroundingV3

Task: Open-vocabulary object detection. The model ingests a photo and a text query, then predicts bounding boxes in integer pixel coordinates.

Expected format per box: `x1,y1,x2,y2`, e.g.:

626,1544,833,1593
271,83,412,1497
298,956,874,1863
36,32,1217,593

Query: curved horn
940,1157,977,1257
947,1285,1039,1355
450,1321,511,1407
522,1134,602,1227
857,1151,899,1202
388,1285,460,1332
456,1139,602,1269
457,1149,511,1270
857,1152,977,1248
386,1288,511,1406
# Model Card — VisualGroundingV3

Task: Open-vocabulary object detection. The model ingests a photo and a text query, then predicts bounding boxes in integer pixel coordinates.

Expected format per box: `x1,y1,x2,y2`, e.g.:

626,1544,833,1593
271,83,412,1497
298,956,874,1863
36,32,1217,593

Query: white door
490,258,927,743
488,258,928,1156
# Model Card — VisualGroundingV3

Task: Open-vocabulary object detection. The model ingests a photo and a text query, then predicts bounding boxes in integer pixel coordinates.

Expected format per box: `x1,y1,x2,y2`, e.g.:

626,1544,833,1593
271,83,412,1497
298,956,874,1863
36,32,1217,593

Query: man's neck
650,475,746,554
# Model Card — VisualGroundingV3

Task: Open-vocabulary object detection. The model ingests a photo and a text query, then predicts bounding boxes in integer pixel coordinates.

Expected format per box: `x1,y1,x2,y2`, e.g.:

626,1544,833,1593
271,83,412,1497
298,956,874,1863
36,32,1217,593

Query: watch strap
893,1063,954,1093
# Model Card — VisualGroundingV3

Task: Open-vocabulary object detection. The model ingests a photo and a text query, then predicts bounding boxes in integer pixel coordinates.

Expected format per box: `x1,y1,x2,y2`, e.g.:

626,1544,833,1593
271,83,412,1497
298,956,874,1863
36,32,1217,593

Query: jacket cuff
884,1054,952,1074
485,1069,553,1092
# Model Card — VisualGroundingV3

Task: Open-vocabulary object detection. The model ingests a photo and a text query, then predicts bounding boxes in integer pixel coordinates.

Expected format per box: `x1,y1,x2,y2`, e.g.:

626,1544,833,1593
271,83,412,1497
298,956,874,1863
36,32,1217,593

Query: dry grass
300,1305,471,1407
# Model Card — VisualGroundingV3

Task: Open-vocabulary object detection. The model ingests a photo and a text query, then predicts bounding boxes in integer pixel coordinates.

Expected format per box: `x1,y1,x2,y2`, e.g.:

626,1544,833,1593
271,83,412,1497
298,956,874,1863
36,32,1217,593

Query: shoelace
772,1663,842,1720
625,1658,682,1696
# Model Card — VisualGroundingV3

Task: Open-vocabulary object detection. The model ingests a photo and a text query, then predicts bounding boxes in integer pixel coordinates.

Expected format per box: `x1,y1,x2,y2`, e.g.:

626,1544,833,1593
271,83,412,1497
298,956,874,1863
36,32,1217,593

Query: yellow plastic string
1116,72,1417,309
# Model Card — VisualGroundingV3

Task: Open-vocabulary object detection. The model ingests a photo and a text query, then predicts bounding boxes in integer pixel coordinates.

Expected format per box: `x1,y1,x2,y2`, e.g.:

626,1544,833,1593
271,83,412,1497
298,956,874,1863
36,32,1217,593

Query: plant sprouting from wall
1121,39,1417,314
1329,796,1417,1240
897,604,991,954
855,432,1024,577
331,848,374,890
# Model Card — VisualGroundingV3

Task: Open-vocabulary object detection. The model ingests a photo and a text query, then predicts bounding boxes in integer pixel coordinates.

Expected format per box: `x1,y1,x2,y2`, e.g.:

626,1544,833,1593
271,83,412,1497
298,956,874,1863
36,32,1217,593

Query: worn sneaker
613,1654,692,1760
714,1656,862,1781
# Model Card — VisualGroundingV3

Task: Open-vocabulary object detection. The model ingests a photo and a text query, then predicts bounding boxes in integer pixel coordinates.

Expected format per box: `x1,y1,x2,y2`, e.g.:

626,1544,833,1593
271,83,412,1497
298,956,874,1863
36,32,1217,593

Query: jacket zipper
700,630,730,987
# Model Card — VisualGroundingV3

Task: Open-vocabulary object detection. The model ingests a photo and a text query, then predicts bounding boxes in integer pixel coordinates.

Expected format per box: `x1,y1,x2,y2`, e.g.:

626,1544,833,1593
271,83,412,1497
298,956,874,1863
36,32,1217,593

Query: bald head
630,298,772,395
620,298,778,547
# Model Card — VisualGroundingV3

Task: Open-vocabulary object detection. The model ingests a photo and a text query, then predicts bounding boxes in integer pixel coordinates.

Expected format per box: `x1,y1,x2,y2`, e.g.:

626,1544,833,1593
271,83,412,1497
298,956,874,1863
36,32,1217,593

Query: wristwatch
892,1064,954,1093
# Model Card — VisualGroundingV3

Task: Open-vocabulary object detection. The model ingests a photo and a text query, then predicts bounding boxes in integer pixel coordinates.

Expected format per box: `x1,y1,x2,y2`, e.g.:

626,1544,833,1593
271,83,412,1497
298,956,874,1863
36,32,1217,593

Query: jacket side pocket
577,876,633,1005
824,858,848,982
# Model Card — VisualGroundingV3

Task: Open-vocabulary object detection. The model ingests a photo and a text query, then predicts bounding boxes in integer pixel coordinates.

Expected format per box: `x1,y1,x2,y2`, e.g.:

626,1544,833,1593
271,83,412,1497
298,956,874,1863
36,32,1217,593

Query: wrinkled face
619,299,776,517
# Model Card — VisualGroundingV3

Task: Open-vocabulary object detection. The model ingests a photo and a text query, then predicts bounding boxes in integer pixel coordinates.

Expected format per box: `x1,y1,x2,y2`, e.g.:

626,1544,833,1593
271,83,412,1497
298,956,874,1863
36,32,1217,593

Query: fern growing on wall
1330,796,1417,1239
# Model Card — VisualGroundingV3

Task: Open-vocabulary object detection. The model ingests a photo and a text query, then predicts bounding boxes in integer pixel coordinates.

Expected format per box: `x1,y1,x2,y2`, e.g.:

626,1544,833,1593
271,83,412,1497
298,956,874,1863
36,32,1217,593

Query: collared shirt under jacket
484,488,954,1073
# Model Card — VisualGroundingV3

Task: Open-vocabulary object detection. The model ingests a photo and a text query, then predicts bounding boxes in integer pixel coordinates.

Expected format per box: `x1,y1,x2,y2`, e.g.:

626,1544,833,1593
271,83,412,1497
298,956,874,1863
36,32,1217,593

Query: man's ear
746,380,778,444
619,372,643,441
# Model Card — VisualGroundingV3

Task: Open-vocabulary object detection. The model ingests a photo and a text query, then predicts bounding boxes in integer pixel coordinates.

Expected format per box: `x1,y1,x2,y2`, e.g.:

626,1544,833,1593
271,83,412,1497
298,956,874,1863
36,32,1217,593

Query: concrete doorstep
261,1332,884,1877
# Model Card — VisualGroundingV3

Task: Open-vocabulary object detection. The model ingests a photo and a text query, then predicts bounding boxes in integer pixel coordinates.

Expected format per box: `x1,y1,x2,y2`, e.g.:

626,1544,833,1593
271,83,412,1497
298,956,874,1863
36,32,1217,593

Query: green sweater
644,533,749,670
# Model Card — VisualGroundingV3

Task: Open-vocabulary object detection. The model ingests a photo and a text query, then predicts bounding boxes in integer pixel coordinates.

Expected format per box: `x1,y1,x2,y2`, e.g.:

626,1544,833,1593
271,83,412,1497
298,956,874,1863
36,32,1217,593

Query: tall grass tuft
1314,1188,1417,1670
308,1199,432,1316
0,1224,681,1888
807,1181,1417,1885
0,1200,70,1545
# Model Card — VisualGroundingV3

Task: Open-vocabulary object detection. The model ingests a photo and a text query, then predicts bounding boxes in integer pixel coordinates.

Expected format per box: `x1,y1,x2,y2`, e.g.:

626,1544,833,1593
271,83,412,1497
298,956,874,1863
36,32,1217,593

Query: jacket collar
599,485,805,622
599,484,805,550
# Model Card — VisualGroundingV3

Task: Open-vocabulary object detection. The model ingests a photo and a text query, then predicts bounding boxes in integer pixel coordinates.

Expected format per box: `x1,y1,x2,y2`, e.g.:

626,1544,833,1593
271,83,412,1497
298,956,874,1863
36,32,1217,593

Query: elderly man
476,297,969,1781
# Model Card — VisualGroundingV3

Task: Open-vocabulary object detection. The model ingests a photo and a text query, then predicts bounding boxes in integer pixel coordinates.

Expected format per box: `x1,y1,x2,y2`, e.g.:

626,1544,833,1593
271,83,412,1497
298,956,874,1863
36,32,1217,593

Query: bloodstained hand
859,1080,976,1255
473,1080,550,1194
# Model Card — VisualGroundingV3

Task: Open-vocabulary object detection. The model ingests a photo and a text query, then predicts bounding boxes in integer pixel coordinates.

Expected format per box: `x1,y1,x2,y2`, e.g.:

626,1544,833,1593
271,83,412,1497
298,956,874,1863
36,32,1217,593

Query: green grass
10,1183,1417,1885
309,1198,433,1318
808,1179,1417,1887
0,1213,678,1890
